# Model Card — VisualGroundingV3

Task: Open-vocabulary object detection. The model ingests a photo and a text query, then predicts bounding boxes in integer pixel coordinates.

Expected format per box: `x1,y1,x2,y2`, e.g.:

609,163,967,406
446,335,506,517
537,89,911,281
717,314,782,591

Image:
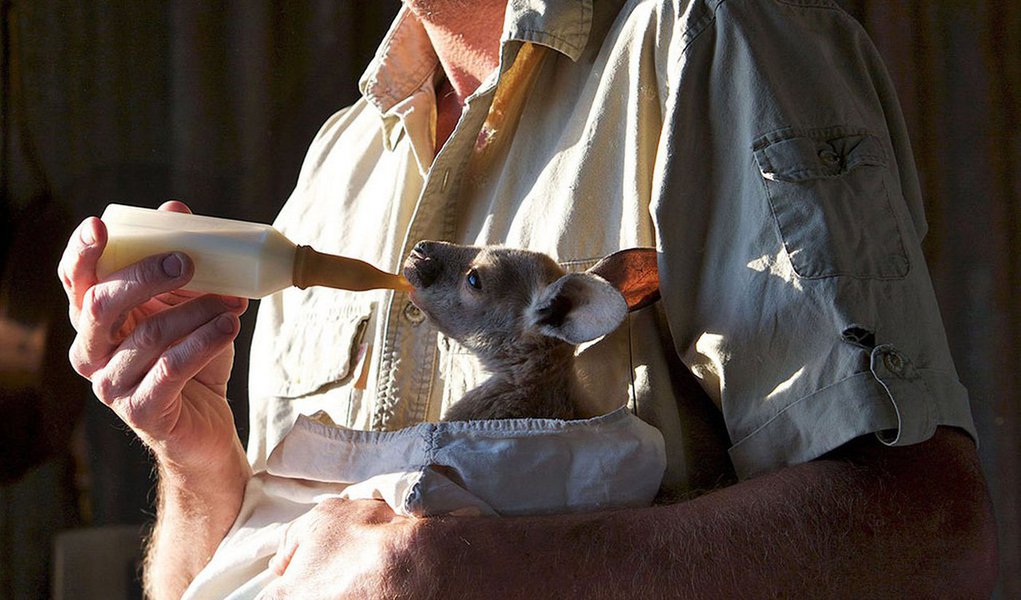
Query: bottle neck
292,245,411,292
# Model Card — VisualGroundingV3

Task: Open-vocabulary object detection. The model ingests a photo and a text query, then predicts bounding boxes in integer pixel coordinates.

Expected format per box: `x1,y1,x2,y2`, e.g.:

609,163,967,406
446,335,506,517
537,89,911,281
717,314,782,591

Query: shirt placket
372,79,501,431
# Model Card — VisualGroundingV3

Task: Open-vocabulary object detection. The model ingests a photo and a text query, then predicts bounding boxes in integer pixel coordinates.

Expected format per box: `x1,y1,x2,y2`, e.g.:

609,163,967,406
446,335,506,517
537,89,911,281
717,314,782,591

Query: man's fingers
129,311,240,420
268,522,300,577
91,295,243,402
69,252,194,378
158,200,192,214
59,217,107,326
59,204,192,327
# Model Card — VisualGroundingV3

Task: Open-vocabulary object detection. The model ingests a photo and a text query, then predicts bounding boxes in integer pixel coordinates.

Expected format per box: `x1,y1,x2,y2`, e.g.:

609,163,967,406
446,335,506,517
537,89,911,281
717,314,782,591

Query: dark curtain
839,2,1020,596
1,0,1017,597
0,2,400,597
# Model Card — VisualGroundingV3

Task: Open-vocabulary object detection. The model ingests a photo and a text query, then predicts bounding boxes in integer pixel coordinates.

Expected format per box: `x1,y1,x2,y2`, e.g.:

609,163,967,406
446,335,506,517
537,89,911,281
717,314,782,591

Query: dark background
1,1,1017,598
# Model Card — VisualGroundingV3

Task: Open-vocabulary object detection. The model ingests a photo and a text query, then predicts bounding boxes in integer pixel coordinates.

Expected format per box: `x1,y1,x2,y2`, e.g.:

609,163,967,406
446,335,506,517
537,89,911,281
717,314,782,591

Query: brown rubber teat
293,245,412,292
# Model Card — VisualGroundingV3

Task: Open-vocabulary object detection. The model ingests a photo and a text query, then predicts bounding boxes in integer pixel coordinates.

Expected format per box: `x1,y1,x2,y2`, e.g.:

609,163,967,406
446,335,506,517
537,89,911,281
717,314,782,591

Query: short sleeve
651,0,976,479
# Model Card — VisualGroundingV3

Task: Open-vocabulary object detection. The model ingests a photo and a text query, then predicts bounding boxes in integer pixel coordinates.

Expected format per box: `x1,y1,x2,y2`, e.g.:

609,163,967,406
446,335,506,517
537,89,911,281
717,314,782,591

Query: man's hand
258,427,996,600
259,499,428,600
58,201,252,599
60,201,248,470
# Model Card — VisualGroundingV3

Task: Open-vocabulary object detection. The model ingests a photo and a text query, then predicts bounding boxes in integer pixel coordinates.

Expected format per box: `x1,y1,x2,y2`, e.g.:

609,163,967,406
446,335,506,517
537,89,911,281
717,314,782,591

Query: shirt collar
359,0,593,118
502,0,593,61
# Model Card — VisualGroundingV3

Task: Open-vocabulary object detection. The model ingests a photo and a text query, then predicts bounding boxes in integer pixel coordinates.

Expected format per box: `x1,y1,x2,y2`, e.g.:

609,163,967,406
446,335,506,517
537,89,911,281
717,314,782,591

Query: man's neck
406,1,506,104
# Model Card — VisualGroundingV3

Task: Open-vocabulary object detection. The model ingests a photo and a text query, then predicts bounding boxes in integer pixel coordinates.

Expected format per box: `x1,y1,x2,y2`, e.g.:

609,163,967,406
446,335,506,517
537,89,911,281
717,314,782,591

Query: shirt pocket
265,296,374,399
752,127,910,279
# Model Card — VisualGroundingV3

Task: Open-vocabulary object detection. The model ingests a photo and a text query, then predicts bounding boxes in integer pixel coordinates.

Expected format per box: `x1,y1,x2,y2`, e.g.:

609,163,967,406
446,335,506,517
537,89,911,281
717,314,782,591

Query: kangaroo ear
528,273,628,344
587,248,660,312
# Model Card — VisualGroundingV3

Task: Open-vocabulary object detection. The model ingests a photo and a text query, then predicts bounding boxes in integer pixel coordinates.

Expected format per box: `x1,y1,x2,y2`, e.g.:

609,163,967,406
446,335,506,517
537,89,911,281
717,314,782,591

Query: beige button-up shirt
247,0,975,494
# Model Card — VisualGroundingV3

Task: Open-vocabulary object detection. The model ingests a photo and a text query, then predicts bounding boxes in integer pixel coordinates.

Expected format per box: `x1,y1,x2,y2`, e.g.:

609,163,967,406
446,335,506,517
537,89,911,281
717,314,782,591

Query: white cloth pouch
184,407,666,599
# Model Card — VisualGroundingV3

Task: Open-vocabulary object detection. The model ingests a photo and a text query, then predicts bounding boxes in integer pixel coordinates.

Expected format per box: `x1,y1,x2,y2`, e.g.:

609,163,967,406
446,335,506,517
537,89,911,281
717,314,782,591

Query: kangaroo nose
412,241,438,257
404,242,442,288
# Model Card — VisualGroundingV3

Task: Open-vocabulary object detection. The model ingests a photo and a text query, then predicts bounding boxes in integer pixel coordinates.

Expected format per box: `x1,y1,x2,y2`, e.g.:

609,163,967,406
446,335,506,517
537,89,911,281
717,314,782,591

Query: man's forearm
421,427,997,599
143,443,251,600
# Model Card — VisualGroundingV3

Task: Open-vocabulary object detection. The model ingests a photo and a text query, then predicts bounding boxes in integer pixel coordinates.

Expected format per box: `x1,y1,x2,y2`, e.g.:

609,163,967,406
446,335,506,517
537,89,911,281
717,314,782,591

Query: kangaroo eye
466,269,482,290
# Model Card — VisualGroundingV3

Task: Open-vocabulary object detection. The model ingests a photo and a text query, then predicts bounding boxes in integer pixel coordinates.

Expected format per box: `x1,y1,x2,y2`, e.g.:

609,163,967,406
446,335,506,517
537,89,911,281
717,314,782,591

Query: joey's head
402,241,631,364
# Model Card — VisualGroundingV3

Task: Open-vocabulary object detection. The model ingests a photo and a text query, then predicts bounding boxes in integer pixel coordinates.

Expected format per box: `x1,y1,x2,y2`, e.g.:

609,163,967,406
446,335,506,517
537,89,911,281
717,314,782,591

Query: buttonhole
841,325,876,350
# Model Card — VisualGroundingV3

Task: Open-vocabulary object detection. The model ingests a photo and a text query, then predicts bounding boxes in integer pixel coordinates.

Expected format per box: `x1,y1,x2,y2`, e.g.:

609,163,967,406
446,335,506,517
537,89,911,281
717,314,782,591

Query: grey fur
402,241,627,421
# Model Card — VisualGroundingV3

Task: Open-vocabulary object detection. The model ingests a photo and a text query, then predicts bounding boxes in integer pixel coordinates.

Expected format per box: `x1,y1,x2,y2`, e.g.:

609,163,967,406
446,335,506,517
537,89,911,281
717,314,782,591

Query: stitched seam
515,28,584,55
772,0,843,12
767,159,884,181
730,366,950,451
729,371,873,450
679,0,724,56
751,125,878,150
558,257,601,269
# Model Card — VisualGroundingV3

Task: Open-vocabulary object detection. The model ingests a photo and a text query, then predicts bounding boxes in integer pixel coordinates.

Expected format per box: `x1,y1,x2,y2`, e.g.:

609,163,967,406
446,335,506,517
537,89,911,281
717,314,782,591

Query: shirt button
403,302,426,324
883,351,905,375
818,148,841,167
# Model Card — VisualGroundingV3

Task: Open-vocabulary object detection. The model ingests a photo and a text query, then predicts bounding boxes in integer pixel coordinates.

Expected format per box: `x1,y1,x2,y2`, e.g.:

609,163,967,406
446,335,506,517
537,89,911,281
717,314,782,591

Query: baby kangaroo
402,241,659,421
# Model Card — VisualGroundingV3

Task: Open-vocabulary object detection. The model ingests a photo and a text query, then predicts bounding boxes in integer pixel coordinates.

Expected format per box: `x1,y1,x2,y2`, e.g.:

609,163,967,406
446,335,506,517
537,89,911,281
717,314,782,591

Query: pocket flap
262,296,373,398
754,129,887,183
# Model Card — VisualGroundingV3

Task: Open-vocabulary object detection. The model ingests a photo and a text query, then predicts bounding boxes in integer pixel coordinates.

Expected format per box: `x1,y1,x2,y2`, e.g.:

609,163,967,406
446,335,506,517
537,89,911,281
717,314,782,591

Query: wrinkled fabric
246,0,975,495
183,408,665,599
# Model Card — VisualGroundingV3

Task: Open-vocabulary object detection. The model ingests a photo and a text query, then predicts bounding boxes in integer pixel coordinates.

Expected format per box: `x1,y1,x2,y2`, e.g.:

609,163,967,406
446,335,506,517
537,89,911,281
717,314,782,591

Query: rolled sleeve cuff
728,345,977,480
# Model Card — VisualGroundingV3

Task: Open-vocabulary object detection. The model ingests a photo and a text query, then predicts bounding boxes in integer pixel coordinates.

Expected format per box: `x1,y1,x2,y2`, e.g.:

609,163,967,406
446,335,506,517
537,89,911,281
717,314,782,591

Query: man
59,0,998,598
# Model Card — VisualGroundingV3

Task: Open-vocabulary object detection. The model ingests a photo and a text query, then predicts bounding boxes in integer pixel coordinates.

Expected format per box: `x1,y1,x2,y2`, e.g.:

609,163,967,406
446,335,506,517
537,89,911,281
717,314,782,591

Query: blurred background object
0,0,1017,598
0,2,400,596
